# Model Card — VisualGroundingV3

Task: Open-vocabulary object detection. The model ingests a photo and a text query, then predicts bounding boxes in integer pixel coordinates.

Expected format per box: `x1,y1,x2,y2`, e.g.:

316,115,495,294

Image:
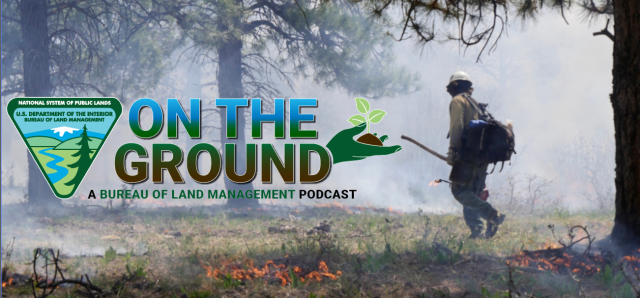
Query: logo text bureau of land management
7,98,122,199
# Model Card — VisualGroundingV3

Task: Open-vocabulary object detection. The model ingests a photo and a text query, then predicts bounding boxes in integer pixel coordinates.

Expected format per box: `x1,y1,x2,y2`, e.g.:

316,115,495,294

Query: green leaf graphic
347,114,367,126
368,109,387,123
355,98,370,114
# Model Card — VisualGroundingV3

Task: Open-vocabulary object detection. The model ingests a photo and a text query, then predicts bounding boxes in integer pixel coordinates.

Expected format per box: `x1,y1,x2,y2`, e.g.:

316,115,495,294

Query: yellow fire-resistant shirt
449,92,482,151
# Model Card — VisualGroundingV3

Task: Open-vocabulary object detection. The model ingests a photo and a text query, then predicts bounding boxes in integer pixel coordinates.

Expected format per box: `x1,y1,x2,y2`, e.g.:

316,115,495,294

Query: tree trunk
184,51,202,187
216,24,259,208
20,0,61,206
610,0,640,251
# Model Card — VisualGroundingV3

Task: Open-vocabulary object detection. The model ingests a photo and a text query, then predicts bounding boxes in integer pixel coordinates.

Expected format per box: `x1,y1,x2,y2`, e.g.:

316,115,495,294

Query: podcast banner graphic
7,98,122,199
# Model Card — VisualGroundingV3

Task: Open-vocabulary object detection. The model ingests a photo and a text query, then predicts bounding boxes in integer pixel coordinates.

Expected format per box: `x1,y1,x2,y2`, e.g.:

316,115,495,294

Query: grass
1,203,633,298
103,246,117,264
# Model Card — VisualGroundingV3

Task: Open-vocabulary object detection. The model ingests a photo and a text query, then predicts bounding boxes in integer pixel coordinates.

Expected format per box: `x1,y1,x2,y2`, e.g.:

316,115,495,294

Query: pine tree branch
592,19,614,41
242,20,300,41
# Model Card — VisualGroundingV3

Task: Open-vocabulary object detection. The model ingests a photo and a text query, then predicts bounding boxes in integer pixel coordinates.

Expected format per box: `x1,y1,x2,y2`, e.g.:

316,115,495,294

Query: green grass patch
26,136,61,147
54,136,103,150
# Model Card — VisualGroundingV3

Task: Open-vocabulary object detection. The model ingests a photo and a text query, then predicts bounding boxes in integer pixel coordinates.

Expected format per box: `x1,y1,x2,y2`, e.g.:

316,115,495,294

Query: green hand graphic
326,123,402,164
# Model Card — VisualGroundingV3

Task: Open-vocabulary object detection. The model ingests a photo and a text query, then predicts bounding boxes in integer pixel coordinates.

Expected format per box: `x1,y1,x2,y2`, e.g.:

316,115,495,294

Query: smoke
284,9,614,212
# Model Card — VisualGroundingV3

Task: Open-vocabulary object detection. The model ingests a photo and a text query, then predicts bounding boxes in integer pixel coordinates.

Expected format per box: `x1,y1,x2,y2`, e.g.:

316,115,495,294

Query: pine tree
168,0,419,208
65,125,93,187
1,0,176,207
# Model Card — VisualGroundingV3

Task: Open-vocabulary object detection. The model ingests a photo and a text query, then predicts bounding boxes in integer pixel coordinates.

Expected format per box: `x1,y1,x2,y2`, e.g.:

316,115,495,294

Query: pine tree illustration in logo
65,124,93,187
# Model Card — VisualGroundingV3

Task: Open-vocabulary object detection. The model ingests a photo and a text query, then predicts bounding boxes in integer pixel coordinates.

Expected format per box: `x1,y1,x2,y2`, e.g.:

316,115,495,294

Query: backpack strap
460,93,488,118
489,163,497,174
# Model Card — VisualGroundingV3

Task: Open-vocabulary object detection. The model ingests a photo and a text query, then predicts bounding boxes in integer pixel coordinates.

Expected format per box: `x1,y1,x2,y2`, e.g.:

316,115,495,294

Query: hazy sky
394,11,614,177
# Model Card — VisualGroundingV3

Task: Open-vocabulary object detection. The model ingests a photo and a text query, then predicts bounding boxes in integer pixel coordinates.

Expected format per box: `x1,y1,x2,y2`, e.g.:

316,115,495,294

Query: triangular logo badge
7,98,122,199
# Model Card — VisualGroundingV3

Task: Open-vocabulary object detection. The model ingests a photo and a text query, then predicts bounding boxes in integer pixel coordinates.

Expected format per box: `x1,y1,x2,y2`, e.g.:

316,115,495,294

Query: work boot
485,212,506,238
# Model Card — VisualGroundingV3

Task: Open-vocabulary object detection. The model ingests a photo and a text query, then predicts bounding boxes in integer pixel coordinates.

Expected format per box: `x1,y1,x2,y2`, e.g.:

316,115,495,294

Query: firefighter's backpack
461,94,516,172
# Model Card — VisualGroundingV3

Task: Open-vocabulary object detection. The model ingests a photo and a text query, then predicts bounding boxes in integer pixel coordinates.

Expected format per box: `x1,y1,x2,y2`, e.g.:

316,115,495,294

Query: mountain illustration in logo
25,127,106,150
7,98,122,199
25,126,106,141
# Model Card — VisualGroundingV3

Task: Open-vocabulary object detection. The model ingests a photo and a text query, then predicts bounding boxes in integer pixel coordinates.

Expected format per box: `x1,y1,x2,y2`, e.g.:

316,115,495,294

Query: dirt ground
1,202,637,298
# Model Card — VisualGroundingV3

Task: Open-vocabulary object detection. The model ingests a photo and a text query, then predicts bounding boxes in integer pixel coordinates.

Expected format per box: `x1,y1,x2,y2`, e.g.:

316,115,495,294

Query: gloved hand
446,148,456,166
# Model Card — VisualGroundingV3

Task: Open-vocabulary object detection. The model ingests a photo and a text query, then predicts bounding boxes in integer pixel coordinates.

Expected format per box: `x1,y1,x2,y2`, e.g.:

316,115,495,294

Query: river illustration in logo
7,98,122,198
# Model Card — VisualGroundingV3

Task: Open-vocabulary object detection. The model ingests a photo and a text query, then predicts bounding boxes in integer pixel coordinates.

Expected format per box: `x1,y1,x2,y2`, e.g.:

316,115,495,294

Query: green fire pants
450,163,498,234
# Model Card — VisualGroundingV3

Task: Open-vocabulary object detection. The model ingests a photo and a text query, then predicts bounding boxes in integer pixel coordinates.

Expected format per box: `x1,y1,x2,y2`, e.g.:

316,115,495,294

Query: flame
315,202,354,214
428,180,440,186
2,278,13,288
510,248,640,275
539,241,563,250
199,258,341,285
510,250,603,275
621,249,640,271
303,261,342,282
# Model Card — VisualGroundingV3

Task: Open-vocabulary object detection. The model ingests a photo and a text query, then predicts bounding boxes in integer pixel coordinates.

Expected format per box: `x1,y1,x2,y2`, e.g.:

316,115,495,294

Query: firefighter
446,71,506,239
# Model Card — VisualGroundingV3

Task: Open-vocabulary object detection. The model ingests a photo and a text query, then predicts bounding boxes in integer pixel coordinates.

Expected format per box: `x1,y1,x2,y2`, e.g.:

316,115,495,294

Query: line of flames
2,277,57,289
510,248,640,275
199,258,341,286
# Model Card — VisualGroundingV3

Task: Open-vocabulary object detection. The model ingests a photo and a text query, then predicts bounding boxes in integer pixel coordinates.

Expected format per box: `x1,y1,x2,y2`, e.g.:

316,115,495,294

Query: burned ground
1,203,637,298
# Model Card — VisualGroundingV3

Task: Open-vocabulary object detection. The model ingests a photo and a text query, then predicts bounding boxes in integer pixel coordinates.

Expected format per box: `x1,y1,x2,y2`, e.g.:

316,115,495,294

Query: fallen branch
30,248,130,298
508,225,640,276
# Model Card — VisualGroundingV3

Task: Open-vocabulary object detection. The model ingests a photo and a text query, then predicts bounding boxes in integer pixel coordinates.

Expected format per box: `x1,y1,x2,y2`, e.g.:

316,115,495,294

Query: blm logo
7,98,122,199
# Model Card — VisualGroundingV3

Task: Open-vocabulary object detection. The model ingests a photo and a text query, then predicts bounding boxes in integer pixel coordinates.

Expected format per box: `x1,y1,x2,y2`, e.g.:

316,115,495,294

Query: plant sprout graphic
347,98,387,146
325,97,401,163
